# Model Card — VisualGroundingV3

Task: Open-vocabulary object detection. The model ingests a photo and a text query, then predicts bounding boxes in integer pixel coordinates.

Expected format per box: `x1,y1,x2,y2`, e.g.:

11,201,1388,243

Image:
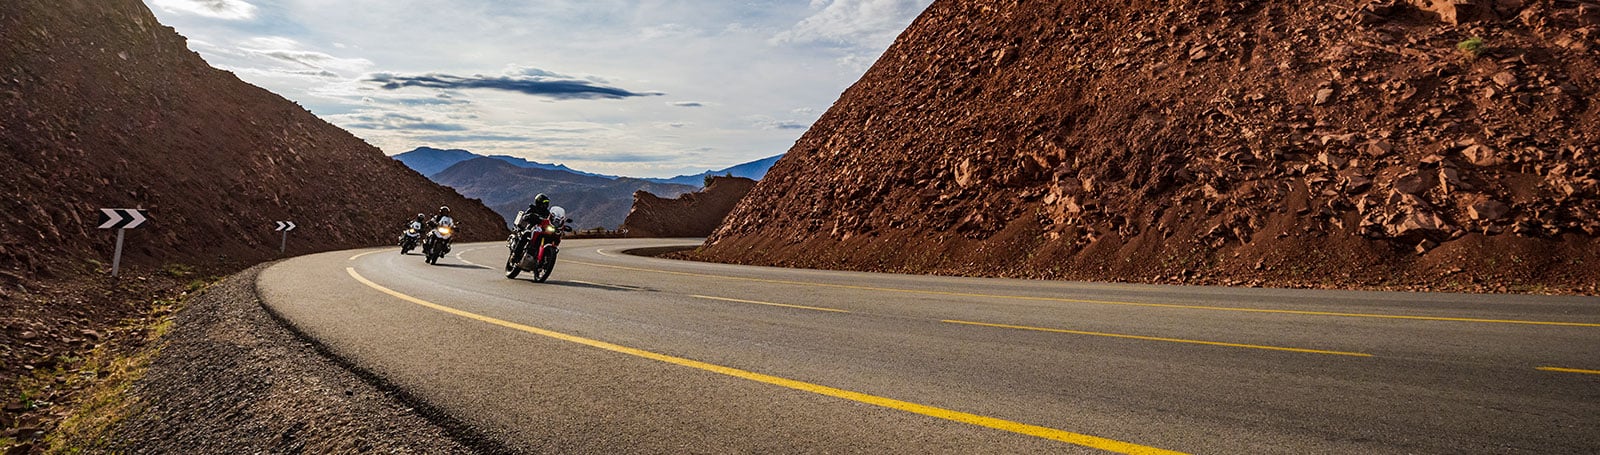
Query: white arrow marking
122,209,147,229
98,208,121,229
285,221,296,231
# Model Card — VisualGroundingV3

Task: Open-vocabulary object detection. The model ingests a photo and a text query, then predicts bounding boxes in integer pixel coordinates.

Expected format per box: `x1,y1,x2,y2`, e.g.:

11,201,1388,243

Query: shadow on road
538,280,649,292
431,262,489,270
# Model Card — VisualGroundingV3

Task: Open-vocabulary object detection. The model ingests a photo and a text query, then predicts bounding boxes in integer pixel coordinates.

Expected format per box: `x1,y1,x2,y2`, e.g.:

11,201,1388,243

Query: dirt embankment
692,0,1600,294
623,176,758,238
1,0,504,445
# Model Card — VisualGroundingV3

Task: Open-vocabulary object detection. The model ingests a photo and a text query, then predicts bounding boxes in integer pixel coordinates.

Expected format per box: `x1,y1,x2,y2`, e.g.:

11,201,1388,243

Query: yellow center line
944,320,1372,357
1536,366,1600,375
691,294,851,313
344,267,1183,454
567,260,1600,328
349,250,383,261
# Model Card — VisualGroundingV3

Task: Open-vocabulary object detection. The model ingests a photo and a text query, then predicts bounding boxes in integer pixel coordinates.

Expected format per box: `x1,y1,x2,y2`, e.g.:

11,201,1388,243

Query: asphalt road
259,238,1600,454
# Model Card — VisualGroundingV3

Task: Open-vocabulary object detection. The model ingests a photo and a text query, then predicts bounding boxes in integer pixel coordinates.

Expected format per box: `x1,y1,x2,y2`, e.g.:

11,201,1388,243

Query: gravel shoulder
105,263,482,454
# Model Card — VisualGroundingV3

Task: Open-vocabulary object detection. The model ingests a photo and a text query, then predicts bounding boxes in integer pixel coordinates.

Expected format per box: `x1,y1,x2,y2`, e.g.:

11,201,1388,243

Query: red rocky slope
622,176,757,238
693,0,1600,293
0,0,505,416
0,0,503,280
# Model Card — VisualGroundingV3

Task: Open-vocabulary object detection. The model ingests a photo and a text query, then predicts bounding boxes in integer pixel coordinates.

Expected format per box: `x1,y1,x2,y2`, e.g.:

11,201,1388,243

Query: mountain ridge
392,146,781,186
430,157,699,229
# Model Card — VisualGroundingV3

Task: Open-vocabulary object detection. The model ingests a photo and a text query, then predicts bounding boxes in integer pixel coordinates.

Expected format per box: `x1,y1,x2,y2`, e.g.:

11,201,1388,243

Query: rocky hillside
430,157,698,230
623,176,757,238
0,0,505,413
693,0,1600,293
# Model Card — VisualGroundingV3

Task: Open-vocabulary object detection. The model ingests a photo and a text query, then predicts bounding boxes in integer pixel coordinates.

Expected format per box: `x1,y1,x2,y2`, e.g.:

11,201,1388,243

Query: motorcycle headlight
544,225,556,234
439,226,452,236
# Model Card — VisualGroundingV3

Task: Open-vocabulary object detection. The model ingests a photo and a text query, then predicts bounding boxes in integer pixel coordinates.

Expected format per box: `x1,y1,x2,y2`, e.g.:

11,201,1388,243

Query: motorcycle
505,206,571,282
422,218,455,265
399,222,422,255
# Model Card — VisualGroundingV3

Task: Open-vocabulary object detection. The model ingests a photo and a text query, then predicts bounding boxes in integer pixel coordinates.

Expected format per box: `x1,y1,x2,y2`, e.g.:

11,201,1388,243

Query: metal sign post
275,221,297,253
98,208,149,277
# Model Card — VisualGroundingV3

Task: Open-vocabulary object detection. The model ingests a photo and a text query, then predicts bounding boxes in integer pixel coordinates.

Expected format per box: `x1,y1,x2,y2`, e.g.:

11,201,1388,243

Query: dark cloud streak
368,72,662,100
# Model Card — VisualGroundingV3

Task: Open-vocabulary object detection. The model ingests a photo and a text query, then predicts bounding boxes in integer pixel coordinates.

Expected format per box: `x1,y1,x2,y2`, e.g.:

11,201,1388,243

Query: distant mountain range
393,146,781,229
393,146,780,186
428,157,698,230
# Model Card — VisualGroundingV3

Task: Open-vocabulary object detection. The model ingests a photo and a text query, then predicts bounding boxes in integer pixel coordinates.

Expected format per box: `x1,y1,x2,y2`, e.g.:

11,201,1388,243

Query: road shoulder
104,262,479,453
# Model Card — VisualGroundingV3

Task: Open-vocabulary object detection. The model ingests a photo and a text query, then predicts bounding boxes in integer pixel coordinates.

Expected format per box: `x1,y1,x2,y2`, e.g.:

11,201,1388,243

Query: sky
142,0,933,178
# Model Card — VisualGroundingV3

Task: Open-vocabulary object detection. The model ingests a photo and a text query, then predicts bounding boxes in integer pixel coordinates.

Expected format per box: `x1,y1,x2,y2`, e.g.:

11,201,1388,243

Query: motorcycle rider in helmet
429,206,454,229
510,194,553,261
400,213,425,244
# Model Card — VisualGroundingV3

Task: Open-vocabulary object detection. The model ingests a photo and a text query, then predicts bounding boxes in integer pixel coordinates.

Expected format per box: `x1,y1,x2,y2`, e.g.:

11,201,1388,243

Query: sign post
275,221,297,253
97,208,149,277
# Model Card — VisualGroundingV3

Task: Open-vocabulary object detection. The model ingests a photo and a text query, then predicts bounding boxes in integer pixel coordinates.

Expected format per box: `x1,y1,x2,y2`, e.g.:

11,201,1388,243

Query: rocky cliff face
0,0,505,283
693,0,1600,293
623,176,758,238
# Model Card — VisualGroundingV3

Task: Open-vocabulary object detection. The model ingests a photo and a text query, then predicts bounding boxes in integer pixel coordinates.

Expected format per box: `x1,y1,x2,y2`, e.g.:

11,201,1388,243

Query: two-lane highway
259,239,1600,453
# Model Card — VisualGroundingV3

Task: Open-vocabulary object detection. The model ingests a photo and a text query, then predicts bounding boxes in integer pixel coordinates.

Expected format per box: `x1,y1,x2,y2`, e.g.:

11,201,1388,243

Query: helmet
532,194,550,210
438,206,451,216
415,213,426,221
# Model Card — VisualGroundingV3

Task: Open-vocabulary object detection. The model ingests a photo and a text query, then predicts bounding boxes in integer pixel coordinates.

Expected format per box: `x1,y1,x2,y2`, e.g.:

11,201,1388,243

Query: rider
400,213,425,243
510,194,552,260
429,206,455,229
517,194,552,230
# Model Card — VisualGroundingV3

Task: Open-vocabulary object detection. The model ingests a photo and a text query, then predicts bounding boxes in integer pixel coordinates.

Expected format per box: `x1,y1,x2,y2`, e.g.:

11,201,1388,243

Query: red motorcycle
505,206,571,282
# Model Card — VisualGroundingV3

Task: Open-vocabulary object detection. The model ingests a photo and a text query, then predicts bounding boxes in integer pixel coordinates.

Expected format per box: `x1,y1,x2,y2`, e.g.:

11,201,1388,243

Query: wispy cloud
773,0,932,47
149,0,256,20
334,112,468,131
670,101,706,107
546,151,677,163
367,68,662,100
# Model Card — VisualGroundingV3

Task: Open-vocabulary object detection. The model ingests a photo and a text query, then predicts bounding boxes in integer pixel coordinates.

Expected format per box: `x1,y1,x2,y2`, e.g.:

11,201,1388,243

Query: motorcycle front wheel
505,255,522,279
531,260,553,283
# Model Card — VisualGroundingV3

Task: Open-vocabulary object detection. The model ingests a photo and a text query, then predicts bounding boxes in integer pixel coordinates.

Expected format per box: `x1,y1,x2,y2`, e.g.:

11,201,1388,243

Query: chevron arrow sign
274,221,297,232
97,208,149,230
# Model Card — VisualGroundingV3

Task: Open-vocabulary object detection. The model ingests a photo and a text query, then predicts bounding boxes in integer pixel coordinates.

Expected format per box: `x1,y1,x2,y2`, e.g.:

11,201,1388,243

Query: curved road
260,239,1600,454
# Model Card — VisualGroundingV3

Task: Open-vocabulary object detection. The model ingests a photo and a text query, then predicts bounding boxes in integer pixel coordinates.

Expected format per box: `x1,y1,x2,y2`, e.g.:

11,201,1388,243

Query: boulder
1469,199,1511,221
1408,0,1498,24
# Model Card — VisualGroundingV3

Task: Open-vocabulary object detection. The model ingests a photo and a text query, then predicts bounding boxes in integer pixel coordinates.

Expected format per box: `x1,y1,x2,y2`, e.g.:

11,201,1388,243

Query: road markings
597,249,622,258
345,267,1183,455
691,295,850,313
349,250,383,261
567,260,1600,328
944,320,1371,357
456,247,488,267
1537,366,1600,375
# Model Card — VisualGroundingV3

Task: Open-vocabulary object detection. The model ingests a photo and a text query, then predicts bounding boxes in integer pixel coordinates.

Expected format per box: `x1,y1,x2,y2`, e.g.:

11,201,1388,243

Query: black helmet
415,213,426,221
532,194,550,210
438,206,451,216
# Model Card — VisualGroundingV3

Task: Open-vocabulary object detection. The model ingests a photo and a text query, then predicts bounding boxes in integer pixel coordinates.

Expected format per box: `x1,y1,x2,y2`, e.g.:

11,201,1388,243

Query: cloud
149,0,257,20
238,37,373,75
545,151,676,163
333,112,468,131
773,0,932,47
756,119,811,130
366,68,662,100
670,101,706,107
413,133,536,143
